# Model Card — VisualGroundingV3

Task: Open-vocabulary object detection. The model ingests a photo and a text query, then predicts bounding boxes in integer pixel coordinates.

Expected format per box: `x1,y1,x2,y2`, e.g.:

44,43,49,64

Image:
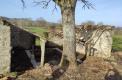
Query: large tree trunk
59,6,76,67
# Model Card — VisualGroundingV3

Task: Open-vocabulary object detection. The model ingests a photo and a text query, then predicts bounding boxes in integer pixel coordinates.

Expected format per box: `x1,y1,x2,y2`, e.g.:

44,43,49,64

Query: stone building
0,19,40,74
78,24,113,59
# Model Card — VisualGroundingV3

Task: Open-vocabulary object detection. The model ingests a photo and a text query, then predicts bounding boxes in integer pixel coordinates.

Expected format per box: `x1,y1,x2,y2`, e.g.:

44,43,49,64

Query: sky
0,0,122,27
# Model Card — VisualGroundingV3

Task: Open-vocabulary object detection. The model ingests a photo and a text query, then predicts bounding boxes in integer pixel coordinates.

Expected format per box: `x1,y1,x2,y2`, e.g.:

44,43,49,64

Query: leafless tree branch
52,2,58,14
21,0,94,12
33,0,51,8
21,0,58,13
79,0,95,9
21,0,26,8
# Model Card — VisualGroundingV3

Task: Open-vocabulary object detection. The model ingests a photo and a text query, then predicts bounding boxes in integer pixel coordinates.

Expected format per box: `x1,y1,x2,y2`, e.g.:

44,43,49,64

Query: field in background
112,35,122,51
24,27,47,35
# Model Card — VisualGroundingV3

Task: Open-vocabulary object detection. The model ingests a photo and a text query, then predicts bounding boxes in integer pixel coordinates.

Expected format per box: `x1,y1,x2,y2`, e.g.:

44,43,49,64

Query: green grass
112,35,122,51
24,27,47,36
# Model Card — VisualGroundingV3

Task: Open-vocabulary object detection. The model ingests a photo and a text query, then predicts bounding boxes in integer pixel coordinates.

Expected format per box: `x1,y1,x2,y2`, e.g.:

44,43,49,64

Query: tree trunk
59,6,76,67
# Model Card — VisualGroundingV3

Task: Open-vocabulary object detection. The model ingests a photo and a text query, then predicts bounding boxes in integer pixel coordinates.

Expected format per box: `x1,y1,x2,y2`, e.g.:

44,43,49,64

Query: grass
24,27,47,36
112,35,122,51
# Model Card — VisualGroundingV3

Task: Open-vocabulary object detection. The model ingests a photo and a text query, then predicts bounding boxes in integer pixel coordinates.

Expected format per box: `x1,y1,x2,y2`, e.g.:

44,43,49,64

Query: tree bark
59,5,77,67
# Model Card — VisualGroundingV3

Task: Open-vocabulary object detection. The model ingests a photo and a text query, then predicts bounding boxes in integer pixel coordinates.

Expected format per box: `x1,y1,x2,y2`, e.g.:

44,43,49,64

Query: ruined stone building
0,18,61,75
78,24,113,59
0,17,113,75
0,19,41,74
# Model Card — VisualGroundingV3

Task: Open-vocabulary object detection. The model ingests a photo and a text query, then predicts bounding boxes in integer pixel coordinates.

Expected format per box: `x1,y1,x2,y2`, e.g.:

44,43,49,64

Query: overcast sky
0,0,122,27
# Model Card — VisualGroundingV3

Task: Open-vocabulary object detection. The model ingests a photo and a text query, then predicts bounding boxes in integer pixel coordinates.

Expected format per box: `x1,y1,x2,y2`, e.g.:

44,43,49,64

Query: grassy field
112,35,122,51
24,27,47,36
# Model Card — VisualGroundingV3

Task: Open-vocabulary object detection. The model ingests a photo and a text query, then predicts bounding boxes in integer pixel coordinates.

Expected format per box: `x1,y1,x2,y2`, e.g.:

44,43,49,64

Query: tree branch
21,0,94,12
33,0,51,8
79,0,95,9
21,0,26,8
52,2,58,14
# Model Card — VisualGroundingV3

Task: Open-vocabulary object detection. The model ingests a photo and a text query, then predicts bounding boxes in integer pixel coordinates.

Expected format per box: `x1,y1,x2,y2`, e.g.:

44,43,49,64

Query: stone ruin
77,24,113,59
0,18,63,75
0,17,113,75
0,19,39,74
48,24,113,60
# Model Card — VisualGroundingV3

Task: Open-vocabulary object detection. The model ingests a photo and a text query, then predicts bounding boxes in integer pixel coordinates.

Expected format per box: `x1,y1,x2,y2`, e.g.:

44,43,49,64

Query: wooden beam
40,39,46,67
25,50,37,68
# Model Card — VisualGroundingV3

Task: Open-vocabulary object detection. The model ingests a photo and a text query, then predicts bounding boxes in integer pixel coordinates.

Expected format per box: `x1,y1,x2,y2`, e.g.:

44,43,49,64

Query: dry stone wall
91,29,112,58
0,24,11,74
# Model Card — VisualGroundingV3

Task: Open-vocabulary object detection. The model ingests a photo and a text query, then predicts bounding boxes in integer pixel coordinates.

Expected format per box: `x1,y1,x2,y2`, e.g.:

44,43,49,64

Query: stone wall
10,26,36,49
79,27,113,58
0,21,37,74
0,18,36,49
0,25,11,74
92,29,112,58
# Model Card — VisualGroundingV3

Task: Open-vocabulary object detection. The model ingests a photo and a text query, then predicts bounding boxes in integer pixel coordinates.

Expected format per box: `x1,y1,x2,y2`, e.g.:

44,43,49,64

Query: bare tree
21,0,93,68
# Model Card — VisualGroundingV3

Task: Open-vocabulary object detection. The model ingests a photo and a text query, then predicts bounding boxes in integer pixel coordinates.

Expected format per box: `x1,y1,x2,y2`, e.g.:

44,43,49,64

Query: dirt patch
79,56,114,80
112,51,122,64
1,52,122,80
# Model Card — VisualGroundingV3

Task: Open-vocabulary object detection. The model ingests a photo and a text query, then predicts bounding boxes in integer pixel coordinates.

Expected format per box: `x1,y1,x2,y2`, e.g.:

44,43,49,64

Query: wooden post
40,38,46,67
